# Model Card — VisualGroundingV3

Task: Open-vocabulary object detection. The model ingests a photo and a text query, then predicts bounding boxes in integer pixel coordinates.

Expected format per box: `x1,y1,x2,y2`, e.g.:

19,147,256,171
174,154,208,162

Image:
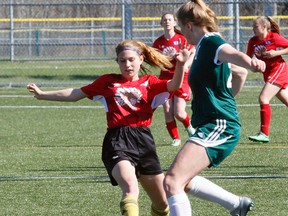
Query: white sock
188,176,239,212
168,192,192,216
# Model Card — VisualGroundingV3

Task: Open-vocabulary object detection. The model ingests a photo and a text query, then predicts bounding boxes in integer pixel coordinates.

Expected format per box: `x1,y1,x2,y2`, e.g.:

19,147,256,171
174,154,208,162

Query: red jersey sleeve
81,74,111,99
246,37,256,57
273,33,288,48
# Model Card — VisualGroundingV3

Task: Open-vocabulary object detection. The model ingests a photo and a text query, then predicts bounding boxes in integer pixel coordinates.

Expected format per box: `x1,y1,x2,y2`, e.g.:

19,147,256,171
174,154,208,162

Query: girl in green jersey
163,1,266,216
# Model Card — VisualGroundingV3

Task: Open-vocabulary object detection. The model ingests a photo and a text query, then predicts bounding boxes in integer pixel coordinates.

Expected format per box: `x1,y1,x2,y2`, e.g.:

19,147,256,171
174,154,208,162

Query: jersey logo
162,46,176,58
265,40,271,45
115,87,142,111
140,80,148,87
173,40,180,46
254,44,266,57
113,83,121,87
112,155,119,160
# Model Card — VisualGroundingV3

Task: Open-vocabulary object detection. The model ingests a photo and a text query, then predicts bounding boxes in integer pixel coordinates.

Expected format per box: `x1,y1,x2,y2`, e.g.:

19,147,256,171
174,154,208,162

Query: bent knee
163,173,182,196
173,111,187,121
258,95,270,104
163,174,173,189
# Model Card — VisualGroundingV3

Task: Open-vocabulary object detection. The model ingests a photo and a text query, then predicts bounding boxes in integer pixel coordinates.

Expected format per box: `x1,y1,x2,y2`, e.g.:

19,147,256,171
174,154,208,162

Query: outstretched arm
218,44,266,73
27,83,87,102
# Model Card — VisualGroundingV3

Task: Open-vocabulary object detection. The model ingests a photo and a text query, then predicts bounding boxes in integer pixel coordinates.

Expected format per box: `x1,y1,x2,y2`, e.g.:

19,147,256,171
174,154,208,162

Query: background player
247,16,288,143
153,13,195,147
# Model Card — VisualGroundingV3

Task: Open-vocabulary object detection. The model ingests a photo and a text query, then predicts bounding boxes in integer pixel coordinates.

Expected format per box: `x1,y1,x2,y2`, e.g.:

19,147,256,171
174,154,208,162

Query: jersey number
227,73,232,88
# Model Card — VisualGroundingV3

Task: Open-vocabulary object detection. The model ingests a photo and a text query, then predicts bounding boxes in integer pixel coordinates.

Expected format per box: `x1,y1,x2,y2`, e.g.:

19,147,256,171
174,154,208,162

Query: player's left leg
140,173,169,216
249,83,280,142
185,176,253,215
164,99,181,146
174,96,195,137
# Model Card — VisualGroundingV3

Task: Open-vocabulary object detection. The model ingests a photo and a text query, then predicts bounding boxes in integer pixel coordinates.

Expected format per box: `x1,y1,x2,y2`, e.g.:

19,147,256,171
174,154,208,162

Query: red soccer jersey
81,74,170,128
153,33,193,80
247,32,288,75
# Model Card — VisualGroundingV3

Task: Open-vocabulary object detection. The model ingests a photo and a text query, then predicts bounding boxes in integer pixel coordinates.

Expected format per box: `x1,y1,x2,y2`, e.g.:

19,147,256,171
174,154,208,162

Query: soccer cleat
186,125,196,137
248,132,269,143
230,196,254,216
171,139,181,147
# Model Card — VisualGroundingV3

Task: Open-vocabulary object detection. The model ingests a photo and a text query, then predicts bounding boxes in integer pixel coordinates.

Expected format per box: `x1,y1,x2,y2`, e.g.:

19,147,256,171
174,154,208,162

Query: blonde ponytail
266,16,280,34
177,0,218,32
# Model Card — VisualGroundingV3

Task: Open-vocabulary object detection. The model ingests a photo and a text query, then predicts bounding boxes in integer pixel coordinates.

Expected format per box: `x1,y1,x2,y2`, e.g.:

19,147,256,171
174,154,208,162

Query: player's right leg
112,160,140,216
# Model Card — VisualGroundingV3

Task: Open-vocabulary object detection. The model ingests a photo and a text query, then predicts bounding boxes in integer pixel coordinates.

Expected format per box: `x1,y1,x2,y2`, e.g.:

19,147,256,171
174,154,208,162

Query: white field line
0,104,285,108
0,105,104,108
0,95,32,98
1,65,117,70
0,95,285,108
0,175,287,181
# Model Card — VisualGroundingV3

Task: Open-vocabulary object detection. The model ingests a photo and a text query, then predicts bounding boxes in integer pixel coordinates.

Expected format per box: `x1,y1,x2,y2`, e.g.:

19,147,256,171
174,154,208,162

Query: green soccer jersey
189,33,240,128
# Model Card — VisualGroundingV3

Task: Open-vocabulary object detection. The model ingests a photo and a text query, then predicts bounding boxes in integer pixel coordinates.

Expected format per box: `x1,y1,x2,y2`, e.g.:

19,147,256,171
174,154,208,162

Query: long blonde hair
176,0,218,32
115,40,173,76
255,16,280,34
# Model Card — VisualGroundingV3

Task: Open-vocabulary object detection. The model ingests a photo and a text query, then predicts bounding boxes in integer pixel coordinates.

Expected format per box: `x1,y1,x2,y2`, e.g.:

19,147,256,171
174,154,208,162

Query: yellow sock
151,205,170,216
120,195,139,216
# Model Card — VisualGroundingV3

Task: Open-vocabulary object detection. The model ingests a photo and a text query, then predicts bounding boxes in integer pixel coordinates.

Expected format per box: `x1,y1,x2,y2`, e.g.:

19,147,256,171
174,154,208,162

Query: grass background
1,60,287,215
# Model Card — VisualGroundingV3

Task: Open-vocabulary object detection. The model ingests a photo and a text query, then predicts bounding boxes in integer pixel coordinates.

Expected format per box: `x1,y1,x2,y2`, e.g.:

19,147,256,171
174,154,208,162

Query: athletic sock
151,205,169,216
120,195,139,216
168,192,191,216
260,104,271,136
180,114,191,129
187,176,239,212
166,120,180,139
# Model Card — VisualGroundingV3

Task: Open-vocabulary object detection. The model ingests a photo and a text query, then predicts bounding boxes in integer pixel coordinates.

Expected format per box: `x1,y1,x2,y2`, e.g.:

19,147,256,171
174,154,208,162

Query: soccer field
1,65,288,215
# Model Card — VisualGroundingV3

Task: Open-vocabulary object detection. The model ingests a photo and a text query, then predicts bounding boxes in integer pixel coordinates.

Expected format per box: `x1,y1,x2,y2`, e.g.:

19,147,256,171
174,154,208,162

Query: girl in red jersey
247,16,288,143
27,40,194,216
153,13,196,147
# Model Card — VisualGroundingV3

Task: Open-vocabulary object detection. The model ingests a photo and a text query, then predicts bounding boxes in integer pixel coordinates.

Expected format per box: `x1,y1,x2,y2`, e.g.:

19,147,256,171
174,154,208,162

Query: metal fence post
124,0,133,39
29,21,32,57
265,1,273,16
9,0,14,62
35,30,40,57
122,0,125,40
233,0,240,51
102,31,107,56
91,20,94,56
225,1,233,44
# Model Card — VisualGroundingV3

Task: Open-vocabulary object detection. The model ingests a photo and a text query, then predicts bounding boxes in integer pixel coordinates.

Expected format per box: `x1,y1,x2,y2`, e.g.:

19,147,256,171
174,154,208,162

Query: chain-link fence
1,0,288,62
0,0,287,62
